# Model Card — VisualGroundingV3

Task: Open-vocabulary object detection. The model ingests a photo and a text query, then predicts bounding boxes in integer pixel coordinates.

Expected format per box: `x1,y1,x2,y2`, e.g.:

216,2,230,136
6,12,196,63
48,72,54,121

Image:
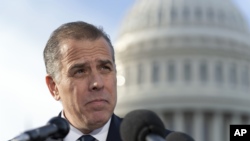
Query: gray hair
43,21,115,82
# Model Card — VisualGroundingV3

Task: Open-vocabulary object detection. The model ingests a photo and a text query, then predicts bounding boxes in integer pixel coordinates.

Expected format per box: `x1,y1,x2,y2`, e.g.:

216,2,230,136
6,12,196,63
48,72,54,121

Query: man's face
49,37,117,133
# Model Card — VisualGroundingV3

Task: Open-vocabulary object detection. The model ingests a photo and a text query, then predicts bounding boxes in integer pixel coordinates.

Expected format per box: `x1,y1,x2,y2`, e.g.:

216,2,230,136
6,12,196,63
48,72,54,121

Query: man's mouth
88,99,108,105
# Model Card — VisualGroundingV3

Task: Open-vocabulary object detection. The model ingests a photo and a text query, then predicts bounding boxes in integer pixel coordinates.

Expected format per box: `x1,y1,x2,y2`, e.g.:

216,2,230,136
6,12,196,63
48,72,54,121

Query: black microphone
120,109,167,141
10,117,70,141
165,132,195,141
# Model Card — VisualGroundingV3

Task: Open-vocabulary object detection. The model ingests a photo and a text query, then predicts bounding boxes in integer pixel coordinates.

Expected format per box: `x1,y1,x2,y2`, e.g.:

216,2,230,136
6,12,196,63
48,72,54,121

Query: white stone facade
114,0,250,141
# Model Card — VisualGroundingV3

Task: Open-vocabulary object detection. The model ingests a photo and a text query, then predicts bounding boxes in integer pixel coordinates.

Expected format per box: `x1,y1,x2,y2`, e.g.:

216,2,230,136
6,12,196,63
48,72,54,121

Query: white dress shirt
62,111,111,141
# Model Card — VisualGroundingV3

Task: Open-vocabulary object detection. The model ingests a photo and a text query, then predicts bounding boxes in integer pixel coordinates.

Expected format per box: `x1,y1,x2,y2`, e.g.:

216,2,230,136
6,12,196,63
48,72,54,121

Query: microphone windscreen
120,109,166,141
48,117,70,139
165,132,195,141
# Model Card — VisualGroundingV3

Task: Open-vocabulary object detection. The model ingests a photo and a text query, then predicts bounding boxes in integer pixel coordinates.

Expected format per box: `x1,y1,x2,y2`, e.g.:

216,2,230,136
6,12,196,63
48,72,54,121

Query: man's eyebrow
97,59,113,65
69,62,88,71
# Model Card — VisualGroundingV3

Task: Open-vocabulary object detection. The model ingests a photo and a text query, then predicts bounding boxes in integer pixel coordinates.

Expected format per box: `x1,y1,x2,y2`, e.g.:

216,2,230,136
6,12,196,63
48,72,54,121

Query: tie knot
77,135,96,141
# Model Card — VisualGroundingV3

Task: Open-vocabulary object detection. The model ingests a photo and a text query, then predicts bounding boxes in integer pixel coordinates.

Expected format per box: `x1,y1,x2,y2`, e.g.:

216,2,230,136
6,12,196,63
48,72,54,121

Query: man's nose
88,72,104,91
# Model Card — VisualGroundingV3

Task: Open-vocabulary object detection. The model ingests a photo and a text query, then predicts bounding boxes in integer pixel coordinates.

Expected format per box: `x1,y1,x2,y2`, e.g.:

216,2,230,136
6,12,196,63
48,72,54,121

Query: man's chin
90,111,111,125
88,118,108,130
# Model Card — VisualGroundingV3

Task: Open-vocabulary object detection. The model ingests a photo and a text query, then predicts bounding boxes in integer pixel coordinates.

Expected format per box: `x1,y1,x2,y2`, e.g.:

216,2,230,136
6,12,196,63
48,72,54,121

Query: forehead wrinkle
60,38,113,70
78,41,112,55
64,37,110,53
62,47,112,64
64,49,112,65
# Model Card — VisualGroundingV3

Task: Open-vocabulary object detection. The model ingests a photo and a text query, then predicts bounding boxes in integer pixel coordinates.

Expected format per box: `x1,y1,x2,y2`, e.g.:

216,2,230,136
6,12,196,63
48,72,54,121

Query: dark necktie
77,135,96,141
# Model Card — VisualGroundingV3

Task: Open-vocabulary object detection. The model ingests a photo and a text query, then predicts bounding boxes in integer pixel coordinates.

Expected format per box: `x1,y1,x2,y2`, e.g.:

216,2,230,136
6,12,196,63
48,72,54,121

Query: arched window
158,5,163,24
152,62,160,83
184,60,192,82
183,7,190,20
137,63,144,84
195,7,202,20
215,62,223,83
229,63,237,85
167,60,176,82
170,7,177,21
200,61,208,82
241,65,249,87
207,8,214,20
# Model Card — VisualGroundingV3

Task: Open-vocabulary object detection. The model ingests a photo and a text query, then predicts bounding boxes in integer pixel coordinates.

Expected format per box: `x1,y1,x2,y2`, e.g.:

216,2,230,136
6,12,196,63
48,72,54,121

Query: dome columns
193,111,203,141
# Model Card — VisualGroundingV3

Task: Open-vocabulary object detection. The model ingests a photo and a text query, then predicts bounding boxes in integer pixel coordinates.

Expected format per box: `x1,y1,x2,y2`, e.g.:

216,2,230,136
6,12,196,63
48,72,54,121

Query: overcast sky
0,0,250,140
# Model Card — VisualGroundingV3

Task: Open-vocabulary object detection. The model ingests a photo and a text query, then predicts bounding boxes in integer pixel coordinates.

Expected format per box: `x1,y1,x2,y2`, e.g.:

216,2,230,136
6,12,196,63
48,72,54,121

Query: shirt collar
62,111,111,141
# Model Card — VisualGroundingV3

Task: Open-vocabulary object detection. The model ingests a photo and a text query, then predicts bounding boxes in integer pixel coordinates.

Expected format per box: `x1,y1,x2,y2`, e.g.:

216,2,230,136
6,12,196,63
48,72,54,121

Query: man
43,21,121,141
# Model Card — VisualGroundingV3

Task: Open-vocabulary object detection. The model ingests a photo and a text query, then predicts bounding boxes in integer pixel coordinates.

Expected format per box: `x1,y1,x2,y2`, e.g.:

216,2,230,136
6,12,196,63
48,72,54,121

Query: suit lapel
50,112,122,141
106,114,123,141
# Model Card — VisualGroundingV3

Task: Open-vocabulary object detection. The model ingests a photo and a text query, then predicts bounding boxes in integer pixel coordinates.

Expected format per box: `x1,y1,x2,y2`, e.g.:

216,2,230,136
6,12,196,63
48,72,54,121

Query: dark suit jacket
25,112,171,141
45,114,122,141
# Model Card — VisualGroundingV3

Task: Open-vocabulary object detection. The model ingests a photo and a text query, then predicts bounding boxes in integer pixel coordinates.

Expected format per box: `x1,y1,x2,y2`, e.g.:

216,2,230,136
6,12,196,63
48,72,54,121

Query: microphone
120,109,167,141
165,132,195,141
10,117,70,141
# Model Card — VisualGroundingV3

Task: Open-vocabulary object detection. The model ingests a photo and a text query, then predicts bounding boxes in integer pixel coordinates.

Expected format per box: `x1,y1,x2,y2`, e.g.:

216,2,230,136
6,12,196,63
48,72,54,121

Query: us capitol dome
114,0,250,141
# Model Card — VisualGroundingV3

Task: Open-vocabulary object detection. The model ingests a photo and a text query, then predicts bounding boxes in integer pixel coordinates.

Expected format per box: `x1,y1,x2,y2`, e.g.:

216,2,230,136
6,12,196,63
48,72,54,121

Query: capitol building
114,0,250,141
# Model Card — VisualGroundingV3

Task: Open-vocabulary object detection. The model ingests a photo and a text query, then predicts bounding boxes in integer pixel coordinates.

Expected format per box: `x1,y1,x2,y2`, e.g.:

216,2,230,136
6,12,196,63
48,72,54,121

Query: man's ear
45,75,60,101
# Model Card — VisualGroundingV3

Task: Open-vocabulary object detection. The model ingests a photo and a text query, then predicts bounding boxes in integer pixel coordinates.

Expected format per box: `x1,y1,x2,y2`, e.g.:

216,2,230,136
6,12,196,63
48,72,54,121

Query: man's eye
102,66,110,70
75,69,85,74
73,69,88,77
101,66,111,72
